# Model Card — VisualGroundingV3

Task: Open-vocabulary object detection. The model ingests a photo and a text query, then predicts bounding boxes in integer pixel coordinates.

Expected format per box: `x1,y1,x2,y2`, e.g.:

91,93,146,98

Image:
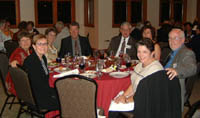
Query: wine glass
79,57,85,73
109,50,114,59
64,52,71,65
119,51,124,58
93,50,99,60
115,58,121,71
99,50,105,59
124,55,131,73
96,59,104,79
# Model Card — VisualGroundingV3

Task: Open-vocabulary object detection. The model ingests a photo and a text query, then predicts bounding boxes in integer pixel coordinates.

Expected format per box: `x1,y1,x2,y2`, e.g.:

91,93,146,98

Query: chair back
0,53,10,95
55,75,97,118
160,47,171,65
184,63,200,108
4,40,18,57
9,67,35,106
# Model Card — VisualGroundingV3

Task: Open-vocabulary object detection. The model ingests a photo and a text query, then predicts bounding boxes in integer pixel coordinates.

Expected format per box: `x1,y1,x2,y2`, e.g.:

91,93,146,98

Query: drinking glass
124,55,131,73
99,50,105,59
96,59,104,79
79,57,85,73
119,51,124,58
109,50,114,59
93,50,99,60
65,52,71,63
115,58,121,71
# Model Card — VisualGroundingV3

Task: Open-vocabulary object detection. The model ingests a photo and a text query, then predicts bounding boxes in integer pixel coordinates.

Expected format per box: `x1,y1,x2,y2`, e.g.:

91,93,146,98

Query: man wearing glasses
107,22,137,59
164,28,197,111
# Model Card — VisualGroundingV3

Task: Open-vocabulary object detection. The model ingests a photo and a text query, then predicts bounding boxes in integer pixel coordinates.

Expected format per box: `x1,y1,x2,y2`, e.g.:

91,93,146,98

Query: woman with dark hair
141,25,161,60
5,31,32,96
23,34,59,110
13,21,27,41
109,38,164,118
27,21,39,36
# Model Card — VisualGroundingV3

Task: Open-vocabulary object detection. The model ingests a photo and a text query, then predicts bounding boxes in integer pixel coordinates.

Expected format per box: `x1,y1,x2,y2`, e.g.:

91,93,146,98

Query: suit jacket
23,51,58,110
58,35,92,58
107,35,137,59
189,34,200,62
165,45,197,110
134,70,181,118
157,24,173,42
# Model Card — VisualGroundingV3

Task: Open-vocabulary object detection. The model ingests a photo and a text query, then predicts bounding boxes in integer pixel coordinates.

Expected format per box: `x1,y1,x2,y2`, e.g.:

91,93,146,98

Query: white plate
80,73,96,78
54,67,67,73
48,62,59,67
85,70,96,74
109,72,129,78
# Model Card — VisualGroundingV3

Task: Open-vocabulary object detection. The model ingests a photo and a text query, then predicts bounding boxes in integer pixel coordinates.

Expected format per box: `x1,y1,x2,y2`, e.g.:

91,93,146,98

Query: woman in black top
23,34,58,110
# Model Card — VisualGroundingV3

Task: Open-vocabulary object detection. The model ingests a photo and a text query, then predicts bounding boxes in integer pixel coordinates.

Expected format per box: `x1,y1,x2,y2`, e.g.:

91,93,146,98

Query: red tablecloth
48,71,131,118
94,73,131,117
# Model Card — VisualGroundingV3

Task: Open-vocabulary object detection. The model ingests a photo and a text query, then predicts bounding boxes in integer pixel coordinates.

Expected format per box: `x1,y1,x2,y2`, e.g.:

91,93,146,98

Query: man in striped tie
107,22,137,59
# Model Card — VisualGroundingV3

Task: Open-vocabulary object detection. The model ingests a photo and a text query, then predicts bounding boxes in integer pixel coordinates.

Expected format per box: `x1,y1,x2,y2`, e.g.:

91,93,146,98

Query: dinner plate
80,73,96,78
109,72,129,78
85,70,96,74
48,62,59,67
54,67,67,73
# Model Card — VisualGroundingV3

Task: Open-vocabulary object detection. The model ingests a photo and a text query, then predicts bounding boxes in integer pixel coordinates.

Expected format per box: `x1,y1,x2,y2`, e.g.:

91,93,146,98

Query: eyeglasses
36,43,48,46
168,37,180,41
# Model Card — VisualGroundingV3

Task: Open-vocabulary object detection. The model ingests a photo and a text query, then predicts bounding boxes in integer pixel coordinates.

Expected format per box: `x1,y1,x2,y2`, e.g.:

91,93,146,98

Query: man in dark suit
164,28,197,111
59,22,92,58
107,22,137,59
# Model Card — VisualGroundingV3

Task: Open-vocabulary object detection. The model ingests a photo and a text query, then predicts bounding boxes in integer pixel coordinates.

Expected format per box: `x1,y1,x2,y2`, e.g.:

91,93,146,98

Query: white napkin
81,56,88,60
97,109,106,118
102,65,115,73
109,91,134,111
53,69,79,78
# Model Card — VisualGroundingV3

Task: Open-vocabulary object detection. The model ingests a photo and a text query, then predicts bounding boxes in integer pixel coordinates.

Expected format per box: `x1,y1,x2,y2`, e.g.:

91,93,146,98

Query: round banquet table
47,70,131,118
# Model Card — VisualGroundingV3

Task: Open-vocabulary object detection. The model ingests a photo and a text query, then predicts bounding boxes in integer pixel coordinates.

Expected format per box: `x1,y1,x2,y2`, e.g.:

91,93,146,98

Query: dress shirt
115,36,130,57
0,30,11,51
164,45,182,68
72,38,82,56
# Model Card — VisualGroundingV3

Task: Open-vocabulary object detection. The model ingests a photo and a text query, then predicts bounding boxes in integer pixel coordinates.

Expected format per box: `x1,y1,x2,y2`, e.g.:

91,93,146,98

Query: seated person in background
45,27,58,63
27,21,39,36
5,31,32,96
157,20,173,43
164,28,197,111
109,38,163,118
184,22,196,41
107,22,137,59
54,21,70,52
0,19,11,52
141,25,161,60
3,20,14,39
13,21,27,41
190,25,200,62
130,22,143,41
23,34,59,110
59,21,92,57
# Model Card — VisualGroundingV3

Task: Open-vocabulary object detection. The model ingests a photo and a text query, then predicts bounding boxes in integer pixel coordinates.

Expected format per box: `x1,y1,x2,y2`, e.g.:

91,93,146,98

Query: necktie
75,40,80,56
120,38,126,53
164,51,174,68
